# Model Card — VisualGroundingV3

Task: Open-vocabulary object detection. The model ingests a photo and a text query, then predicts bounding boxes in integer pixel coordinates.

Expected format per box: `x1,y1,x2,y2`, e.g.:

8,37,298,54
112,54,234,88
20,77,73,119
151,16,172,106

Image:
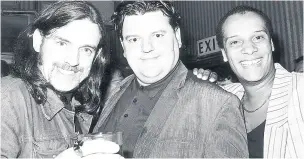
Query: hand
55,139,124,159
193,68,218,83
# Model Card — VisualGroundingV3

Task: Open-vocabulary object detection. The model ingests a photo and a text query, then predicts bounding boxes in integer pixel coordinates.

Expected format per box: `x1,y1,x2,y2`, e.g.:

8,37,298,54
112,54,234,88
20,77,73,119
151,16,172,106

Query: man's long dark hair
11,1,108,115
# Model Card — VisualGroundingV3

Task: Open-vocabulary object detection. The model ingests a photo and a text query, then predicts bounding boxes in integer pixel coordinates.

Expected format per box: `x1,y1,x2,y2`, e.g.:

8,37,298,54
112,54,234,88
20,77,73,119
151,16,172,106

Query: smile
56,66,76,75
240,58,262,66
141,55,160,60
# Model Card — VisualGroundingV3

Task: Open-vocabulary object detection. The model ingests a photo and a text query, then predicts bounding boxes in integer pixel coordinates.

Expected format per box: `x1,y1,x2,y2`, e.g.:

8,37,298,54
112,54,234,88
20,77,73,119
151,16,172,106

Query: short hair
112,1,181,39
12,1,108,115
216,5,273,48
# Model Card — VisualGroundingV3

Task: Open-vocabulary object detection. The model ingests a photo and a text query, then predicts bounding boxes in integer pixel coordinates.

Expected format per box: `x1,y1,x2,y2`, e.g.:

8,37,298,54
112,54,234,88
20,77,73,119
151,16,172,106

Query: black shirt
99,62,180,158
247,120,266,158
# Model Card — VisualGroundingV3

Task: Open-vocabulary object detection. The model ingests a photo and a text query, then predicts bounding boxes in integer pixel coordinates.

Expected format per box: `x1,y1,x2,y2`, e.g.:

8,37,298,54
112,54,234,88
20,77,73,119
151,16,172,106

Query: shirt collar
40,88,81,120
134,61,181,98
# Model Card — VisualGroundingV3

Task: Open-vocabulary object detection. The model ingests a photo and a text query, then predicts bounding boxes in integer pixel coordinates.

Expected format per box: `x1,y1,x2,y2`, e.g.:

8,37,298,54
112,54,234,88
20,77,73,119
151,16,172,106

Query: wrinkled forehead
48,19,102,46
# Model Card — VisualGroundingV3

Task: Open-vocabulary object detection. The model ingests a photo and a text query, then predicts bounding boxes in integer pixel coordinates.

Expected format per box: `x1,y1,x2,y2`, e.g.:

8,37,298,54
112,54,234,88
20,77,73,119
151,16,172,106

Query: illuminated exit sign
197,35,220,57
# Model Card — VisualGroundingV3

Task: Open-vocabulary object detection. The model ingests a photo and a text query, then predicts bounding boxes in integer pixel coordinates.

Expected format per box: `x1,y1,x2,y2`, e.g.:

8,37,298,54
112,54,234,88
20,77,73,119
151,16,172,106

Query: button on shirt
100,62,180,158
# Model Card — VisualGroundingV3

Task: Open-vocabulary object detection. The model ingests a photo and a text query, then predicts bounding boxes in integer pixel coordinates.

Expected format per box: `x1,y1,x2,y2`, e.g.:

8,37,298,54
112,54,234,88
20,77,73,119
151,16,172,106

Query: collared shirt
223,63,304,158
100,61,181,158
1,76,93,158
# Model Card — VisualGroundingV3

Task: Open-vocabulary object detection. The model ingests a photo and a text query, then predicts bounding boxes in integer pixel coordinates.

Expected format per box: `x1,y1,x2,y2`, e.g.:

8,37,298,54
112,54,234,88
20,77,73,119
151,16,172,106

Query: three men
94,1,248,158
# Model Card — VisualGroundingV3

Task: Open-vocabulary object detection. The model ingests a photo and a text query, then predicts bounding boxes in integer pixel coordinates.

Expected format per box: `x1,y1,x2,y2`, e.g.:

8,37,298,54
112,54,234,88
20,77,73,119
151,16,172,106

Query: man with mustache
1,1,121,158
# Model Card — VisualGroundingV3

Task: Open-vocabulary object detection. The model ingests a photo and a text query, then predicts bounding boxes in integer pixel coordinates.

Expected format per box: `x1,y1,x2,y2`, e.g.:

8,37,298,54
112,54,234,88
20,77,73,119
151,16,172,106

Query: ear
174,27,182,48
33,29,43,52
271,39,275,52
221,49,228,62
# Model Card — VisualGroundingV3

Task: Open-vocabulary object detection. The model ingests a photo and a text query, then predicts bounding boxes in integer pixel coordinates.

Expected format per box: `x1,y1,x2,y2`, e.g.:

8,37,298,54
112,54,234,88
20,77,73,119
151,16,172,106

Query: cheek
81,56,95,70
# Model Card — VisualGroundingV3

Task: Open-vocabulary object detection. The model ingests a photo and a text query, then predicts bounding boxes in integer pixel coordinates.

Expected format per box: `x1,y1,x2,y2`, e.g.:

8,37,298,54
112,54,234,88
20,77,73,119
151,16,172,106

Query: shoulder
185,72,238,99
222,83,244,100
291,72,304,99
183,72,241,109
1,76,32,110
180,72,242,124
1,76,28,95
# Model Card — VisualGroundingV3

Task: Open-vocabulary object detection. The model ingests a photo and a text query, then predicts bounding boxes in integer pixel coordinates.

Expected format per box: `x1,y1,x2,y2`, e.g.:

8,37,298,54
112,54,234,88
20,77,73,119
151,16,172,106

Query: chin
242,75,264,82
52,82,78,92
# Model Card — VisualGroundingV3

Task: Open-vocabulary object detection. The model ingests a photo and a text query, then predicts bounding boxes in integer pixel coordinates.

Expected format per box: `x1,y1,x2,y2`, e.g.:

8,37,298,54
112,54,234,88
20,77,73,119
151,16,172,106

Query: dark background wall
1,1,303,78
174,1,303,72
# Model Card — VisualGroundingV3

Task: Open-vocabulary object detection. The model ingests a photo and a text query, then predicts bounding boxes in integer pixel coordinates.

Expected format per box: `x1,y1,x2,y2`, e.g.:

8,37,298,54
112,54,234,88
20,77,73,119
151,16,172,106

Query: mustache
54,63,83,73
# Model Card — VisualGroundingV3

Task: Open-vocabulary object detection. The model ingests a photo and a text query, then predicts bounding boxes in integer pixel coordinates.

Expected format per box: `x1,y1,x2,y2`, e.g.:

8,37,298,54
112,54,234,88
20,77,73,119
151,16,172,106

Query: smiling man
1,1,121,158
214,5,304,158
94,1,249,158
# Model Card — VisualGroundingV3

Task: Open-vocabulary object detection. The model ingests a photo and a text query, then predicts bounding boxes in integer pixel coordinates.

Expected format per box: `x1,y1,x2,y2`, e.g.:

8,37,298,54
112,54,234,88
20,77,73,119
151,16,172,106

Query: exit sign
197,35,220,57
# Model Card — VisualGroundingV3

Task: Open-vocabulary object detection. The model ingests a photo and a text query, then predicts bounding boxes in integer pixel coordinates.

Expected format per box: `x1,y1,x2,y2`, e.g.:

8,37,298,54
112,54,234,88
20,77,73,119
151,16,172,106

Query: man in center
94,1,248,158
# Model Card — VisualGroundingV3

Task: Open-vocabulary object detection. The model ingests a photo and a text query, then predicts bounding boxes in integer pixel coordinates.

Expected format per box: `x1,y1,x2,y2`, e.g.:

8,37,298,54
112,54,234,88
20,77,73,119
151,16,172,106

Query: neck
240,65,276,105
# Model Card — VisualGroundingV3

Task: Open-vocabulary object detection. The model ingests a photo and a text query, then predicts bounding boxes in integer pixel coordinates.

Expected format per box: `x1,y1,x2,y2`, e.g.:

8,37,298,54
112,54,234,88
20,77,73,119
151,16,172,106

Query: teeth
241,59,261,66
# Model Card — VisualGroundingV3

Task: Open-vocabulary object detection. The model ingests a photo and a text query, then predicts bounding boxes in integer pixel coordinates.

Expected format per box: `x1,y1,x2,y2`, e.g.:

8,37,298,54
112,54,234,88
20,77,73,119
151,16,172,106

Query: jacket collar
94,61,188,133
40,88,65,120
40,88,81,120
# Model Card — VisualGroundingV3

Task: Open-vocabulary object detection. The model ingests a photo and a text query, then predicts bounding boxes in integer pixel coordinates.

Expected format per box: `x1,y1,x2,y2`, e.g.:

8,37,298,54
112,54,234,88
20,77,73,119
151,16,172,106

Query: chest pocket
33,137,69,158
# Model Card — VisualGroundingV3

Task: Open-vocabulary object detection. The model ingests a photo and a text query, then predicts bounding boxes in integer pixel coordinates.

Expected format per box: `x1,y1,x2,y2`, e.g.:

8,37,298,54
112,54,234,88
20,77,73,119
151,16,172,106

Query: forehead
222,12,267,36
122,11,172,35
50,19,101,45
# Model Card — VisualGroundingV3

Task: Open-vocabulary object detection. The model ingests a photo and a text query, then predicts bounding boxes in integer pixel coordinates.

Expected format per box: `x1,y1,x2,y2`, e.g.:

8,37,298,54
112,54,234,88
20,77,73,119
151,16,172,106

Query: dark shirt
100,62,180,158
247,120,266,158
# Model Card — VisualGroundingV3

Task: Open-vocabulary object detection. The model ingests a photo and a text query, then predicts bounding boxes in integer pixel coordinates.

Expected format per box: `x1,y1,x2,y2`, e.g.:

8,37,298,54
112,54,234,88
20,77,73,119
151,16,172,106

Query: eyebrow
53,35,97,50
81,45,97,51
224,30,267,41
152,30,166,34
124,35,138,40
53,36,71,43
254,30,267,34
124,30,167,40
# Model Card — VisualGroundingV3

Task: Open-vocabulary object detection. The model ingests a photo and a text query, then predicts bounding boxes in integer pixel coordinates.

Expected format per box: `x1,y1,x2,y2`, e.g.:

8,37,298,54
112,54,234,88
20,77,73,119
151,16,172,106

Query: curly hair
216,5,273,49
11,1,109,115
112,0,181,39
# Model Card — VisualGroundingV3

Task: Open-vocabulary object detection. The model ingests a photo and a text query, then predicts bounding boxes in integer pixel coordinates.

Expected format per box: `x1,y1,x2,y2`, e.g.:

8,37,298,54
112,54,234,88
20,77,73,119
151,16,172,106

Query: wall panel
174,1,303,71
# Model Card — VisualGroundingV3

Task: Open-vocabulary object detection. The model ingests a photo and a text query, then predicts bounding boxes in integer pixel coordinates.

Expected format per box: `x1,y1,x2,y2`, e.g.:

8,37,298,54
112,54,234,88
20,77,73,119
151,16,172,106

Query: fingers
83,153,124,159
193,68,198,75
55,140,120,159
209,72,218,83
196,68,204,79
193,68,218,83
81,139,120,156
201,69,211,80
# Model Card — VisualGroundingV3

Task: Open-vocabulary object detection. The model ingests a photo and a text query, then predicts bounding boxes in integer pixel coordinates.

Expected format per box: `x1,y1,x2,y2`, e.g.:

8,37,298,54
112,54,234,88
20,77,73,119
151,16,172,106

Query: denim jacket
1,76,93,158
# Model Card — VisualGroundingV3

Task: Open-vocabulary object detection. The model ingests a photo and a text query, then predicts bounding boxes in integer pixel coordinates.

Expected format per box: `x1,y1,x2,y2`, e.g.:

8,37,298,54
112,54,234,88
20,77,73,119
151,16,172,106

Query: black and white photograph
1,1,303,158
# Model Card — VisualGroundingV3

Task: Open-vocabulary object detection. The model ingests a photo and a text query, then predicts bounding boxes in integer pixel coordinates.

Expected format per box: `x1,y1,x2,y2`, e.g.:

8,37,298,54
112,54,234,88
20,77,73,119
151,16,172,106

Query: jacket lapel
93,75,135,133
133,62,188,157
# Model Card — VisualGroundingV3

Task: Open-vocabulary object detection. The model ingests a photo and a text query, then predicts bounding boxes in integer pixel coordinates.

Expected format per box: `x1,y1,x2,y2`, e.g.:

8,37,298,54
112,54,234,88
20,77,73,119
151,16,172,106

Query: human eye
228,40,242,47
56,40,67,47
154,33,164,38
79,47,94,56
252,35,265,43
127,37,139,43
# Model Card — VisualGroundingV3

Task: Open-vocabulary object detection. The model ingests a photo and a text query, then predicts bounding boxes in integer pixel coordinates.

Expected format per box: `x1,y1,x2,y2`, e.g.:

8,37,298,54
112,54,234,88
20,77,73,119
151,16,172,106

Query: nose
141,38,154,53
64,48,79,66
241,41,258,55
